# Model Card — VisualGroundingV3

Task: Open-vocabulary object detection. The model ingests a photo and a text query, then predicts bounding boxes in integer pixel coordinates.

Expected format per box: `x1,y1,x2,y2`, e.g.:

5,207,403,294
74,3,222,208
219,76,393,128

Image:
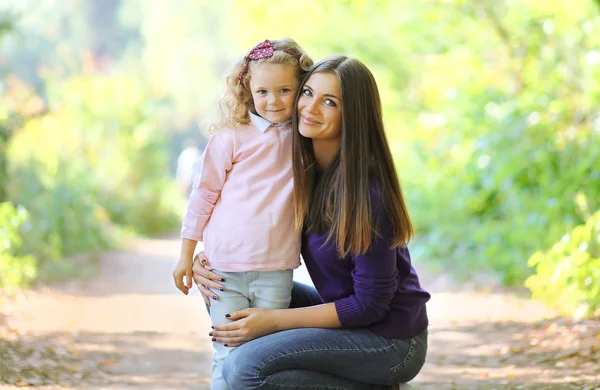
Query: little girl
172,38,313,390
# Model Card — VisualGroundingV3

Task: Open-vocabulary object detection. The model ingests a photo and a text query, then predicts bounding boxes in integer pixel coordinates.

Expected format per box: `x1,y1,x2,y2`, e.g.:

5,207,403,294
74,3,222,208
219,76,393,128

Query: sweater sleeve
334,190,401,328
181,132,233,241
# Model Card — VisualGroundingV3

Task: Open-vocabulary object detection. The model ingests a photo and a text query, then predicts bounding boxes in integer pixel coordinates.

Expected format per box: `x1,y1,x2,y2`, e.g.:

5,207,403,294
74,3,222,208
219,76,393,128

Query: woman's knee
222,346,262,389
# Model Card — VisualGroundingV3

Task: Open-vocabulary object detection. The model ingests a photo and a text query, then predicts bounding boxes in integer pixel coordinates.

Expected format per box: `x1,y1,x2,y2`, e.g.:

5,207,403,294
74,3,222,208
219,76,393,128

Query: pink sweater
181,113,301,272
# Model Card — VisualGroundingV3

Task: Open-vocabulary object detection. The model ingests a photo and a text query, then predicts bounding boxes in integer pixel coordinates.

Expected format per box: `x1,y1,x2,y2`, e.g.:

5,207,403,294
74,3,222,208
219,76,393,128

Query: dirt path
1,236,599,389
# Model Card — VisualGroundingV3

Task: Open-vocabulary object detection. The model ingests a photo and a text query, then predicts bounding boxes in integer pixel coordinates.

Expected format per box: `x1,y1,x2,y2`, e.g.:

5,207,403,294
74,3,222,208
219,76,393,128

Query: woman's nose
306,99,319,114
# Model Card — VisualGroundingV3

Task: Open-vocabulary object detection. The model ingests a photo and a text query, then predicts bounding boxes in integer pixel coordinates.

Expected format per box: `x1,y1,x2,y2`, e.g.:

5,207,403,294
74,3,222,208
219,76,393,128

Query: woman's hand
211,308,278,347
191,252,226,306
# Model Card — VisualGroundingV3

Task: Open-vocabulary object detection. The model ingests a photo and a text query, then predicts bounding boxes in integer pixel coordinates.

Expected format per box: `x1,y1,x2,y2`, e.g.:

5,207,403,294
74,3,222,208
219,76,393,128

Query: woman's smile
300,114,320,125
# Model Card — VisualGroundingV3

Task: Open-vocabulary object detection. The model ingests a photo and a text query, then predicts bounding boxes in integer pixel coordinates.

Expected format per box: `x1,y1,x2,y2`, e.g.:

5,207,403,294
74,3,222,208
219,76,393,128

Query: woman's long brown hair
292,55,413,257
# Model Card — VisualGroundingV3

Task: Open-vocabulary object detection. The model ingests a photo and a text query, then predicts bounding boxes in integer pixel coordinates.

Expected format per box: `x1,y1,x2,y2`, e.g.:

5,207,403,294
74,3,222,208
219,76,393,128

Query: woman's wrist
269,309,285,333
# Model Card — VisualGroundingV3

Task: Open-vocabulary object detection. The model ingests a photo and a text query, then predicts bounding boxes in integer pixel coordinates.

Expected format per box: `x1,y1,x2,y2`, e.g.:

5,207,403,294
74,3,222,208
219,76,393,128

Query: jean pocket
389,331,428,383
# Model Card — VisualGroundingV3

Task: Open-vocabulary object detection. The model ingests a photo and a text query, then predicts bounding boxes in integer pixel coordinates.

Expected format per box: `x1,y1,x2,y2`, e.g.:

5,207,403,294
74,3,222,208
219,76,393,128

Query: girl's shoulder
216,121,256,134
207,122,259,149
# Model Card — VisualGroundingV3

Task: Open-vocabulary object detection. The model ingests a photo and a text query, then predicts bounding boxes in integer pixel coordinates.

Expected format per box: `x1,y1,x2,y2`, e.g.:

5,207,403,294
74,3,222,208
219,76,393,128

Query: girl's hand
191,252,226,307
172,256,193,295
211,308,277,347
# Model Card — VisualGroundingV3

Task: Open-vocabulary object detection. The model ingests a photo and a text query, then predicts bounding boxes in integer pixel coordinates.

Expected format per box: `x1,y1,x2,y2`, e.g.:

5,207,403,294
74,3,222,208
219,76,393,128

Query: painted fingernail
212,295,217,300
211,326,214,329
209,332,213,336
224,344,228,347
220,278,226,282
219,287,224,291
212,337,216,342
201,259,206,264
225,313,231,318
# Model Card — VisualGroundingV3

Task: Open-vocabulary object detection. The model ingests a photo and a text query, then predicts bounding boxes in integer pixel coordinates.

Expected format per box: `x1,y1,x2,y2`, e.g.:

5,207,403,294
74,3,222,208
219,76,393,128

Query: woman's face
297,72,342,141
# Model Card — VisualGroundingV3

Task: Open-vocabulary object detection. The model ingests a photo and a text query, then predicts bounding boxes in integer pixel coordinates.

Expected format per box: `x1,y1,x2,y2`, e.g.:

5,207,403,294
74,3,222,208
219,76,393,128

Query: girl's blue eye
257,90,267,95
302,89,312,96
324,99,336,107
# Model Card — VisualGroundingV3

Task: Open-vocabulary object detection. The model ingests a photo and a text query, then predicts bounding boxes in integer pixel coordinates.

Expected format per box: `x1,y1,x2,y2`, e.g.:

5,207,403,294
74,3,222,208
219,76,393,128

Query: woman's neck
312,139,341,171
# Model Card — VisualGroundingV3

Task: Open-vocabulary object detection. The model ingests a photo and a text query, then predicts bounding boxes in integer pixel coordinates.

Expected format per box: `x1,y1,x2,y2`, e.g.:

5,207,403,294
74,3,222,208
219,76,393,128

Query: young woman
192,55,430,389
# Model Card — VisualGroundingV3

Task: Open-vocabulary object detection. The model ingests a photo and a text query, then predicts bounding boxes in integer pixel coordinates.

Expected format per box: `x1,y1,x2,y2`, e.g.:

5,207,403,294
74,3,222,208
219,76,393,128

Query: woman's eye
302,89,312,96
324,99,336,107
281,88,291,93
256,90,267,95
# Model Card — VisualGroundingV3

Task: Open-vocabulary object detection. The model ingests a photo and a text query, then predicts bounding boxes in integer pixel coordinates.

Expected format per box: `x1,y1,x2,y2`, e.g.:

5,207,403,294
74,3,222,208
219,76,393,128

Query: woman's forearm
272,303,341,331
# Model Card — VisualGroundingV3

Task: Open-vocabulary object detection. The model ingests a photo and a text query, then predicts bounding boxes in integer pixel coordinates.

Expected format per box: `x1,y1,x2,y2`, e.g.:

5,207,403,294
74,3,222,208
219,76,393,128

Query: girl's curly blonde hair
209,38,313,133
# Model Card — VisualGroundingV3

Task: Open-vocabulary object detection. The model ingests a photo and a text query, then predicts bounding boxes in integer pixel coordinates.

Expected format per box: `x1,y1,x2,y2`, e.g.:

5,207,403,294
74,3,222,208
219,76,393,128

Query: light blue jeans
221,282,428,389
209,270,294,390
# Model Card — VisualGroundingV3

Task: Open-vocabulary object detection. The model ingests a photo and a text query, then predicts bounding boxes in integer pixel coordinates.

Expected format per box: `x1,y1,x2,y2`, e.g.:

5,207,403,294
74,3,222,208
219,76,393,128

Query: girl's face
297,72,342,141
249,63,299,124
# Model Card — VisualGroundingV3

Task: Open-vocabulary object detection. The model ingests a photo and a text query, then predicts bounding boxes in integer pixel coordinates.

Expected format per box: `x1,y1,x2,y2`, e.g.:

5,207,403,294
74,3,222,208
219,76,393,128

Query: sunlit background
1,0,599,319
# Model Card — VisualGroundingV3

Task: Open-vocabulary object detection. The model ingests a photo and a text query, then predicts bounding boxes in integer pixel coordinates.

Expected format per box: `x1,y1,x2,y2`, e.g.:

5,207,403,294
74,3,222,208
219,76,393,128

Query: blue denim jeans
221,282,428,389
210,270,294,390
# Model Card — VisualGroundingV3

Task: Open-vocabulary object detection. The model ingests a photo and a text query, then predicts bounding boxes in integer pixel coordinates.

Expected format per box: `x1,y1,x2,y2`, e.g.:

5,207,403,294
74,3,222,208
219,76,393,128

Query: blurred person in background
176,138,201,194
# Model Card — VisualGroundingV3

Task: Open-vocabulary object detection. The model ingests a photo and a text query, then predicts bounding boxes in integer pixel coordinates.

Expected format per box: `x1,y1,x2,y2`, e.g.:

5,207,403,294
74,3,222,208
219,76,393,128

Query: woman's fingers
189,252,225,304
192,259,226,288
210,330,248,345
202,292,210,307
213,320,244,332
199,283,220,302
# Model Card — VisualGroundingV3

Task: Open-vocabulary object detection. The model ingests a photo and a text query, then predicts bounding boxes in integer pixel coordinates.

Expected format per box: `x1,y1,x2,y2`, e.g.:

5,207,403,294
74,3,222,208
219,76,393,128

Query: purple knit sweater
301,188,430,339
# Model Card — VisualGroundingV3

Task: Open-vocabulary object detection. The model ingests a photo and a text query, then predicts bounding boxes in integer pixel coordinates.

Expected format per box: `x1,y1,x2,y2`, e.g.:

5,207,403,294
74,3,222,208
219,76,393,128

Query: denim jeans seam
261,381,347,390
390,337,416,372
256,341,399,388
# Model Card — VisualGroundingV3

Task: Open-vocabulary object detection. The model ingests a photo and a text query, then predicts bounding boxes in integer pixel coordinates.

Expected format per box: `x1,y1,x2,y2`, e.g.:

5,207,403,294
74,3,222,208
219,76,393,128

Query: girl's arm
172,238,199,294
173,132,234,294
180,133,234,242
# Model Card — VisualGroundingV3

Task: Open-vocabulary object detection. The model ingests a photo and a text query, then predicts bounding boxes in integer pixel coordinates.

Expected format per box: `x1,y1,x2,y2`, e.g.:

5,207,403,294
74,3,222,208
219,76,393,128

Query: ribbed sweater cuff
181,227,203,242
334,297,362,328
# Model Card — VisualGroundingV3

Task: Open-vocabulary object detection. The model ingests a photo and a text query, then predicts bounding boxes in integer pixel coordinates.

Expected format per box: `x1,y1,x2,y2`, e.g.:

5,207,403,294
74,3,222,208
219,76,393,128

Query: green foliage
408,1,600,285
0,202,36,292
7,72,182,238
3,71,182,286
7,158,112,265
526,208,600,318
41,73,183,235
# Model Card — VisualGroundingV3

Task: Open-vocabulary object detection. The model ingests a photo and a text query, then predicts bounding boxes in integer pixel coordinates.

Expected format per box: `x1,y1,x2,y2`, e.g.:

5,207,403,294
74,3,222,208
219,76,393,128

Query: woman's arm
333,188,401,328
211,303,340,347
272,303,341,330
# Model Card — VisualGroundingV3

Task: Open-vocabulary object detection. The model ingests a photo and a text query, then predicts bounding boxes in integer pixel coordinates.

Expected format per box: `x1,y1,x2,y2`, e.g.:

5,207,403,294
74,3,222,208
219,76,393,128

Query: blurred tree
0,9,17,202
